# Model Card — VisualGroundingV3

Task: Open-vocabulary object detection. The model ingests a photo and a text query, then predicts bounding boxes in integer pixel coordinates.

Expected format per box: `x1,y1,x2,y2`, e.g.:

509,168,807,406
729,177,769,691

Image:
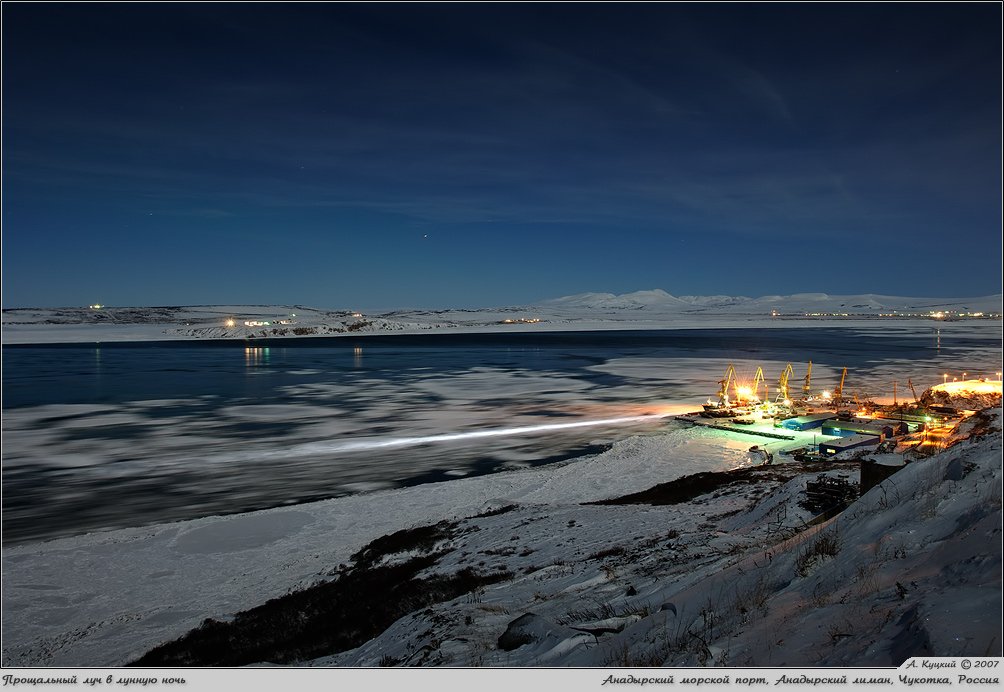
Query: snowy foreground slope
306,411,1003,667
3,290,1001,343
3,410,999,668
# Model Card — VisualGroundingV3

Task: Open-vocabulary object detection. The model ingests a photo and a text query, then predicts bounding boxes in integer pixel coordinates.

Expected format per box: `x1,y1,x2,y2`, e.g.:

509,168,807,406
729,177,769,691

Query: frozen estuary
1,323,1000,668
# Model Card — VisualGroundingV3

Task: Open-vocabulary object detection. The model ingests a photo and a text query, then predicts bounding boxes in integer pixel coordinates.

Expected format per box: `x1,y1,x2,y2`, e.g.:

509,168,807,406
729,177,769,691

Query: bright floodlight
933,380,1002,396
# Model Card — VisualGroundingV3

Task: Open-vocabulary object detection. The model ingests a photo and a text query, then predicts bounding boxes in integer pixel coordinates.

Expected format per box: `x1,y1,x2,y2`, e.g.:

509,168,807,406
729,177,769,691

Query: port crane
907,378,919,404
716,363,737,407
750,366,766,403
776,363,794,403
803,361,813,398
833,367,848,402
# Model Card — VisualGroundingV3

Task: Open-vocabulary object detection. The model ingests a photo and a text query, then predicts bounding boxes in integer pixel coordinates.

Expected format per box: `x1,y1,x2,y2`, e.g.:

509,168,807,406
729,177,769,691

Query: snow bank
315,410,1001,668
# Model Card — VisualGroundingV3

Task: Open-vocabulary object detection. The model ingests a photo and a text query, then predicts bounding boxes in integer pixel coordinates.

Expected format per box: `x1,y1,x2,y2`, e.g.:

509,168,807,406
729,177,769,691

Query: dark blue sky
3,3,1001,309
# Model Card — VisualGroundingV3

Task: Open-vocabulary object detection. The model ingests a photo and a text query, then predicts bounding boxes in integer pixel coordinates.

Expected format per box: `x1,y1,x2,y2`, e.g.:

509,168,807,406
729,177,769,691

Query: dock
674,413,797,440
674,361,983,460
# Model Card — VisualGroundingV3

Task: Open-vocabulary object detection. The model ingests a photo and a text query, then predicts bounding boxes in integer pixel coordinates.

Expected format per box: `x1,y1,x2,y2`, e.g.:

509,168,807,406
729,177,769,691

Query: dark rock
498,613,540,651
660,602,678,616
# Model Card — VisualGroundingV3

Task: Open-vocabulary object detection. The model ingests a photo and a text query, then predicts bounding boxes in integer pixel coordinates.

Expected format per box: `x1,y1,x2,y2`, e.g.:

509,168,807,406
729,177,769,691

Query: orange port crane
803,361,813,398
716,363,737,407
750,366,766,403
833,367,848,402
776,363,794,403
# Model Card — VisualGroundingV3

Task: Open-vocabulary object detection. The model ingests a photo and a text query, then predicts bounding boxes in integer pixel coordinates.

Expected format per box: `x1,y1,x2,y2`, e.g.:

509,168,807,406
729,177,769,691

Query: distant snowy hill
540,290,1002,315
540,289,690,310
2,291,1000,344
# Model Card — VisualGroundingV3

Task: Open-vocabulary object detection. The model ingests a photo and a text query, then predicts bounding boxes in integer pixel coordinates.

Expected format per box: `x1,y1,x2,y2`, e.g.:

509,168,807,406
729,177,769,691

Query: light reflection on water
245,347,270,367
2,326,1000,545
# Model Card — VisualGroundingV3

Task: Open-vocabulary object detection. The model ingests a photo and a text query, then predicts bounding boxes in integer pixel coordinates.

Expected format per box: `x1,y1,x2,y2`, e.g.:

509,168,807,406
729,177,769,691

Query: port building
820,434,881,456
821,418,905,440
871,412,937,432
781,413,838,431
860,458,907,493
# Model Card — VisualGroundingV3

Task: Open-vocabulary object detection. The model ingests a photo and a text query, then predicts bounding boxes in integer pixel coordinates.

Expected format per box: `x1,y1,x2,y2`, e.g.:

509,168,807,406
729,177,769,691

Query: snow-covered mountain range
2,291,1000,344
540,289,1001,314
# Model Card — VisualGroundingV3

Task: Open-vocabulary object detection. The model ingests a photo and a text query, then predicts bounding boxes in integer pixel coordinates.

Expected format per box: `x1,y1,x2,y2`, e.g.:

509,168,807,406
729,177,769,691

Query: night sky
2,3,1001,309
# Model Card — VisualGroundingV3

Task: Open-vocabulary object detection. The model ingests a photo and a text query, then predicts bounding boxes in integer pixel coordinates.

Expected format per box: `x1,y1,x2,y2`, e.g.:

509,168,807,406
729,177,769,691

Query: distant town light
224,318,236,328
89,304,103,309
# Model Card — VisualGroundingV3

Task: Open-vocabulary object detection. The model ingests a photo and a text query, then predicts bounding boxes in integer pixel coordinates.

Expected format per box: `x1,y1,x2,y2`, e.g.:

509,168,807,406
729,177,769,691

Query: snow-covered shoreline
5,316,1001,346
2,409,1000,668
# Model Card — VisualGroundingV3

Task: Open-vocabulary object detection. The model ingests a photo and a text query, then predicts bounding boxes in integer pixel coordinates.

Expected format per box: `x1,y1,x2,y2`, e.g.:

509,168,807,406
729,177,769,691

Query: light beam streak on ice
215,413,673,463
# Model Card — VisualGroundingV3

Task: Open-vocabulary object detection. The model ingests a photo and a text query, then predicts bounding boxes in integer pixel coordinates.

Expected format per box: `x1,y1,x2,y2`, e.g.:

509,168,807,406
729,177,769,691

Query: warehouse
821,418,905,439
780,413,838,431
820,434,881,456
870,413,928,433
